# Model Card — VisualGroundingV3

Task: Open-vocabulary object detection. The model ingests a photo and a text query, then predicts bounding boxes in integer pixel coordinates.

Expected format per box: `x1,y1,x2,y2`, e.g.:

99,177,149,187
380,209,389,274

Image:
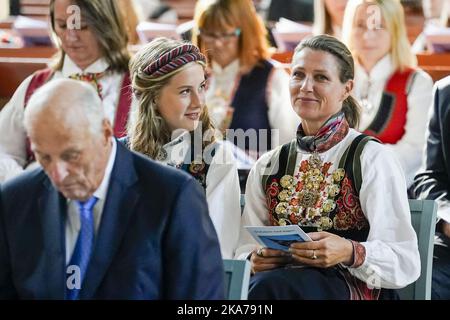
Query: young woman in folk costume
235,35,420,300
127,38,241,259
0,0,132,182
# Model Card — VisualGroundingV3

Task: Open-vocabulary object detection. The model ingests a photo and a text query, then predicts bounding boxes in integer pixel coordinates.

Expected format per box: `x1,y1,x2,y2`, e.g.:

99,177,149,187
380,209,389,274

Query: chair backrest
223,259,251,300
398,199,437,300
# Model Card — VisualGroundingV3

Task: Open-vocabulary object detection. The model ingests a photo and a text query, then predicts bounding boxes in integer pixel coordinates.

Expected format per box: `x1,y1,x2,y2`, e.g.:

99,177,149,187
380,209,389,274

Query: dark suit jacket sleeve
414,82,450,203
0,187,17,299
162,179,225,299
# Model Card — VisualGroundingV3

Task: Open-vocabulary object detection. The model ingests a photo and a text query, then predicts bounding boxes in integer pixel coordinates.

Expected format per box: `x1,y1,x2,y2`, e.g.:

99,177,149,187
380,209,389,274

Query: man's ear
102,119,113,143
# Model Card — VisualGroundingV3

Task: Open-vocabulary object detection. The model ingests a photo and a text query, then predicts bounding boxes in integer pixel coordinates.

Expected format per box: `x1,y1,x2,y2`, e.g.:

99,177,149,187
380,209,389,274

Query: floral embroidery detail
265,158,368,233
334,176,368,231
349,240,366,268
68,72,104,99
267,152,345,231
186,160,208,189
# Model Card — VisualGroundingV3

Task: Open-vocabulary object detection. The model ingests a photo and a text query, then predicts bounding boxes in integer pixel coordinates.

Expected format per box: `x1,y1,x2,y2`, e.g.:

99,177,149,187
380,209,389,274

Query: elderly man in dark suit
414,75,450,300
0,79,225,299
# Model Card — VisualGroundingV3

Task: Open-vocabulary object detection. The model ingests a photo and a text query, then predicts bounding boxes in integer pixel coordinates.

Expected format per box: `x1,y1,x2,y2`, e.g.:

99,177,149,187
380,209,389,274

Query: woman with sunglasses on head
192,0,300,162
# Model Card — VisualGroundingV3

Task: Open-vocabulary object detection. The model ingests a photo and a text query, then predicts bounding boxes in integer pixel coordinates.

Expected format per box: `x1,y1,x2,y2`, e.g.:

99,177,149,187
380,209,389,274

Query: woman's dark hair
294,34,360,128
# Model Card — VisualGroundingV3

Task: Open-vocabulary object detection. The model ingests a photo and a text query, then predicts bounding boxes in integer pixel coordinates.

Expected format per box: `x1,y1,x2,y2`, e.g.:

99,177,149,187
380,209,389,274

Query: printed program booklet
245,225,312,252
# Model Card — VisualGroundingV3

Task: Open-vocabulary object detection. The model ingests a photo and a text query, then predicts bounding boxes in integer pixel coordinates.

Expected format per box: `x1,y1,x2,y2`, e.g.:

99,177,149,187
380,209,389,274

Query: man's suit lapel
80,142,140,299
38,179,66,299
442,90,450,177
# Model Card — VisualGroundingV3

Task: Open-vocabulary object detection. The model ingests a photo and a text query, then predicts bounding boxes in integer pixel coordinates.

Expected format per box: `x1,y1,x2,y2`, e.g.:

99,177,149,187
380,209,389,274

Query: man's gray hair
23,79,106,135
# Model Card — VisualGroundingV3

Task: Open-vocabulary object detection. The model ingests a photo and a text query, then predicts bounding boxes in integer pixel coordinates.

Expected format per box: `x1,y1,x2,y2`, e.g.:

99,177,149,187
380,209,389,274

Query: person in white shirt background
313,0,349,38
126,37,241,259
0,0,133,183
0,0,9,20
235,35,420,300
342,0,434,188
412,0,450,53
192,0,300,161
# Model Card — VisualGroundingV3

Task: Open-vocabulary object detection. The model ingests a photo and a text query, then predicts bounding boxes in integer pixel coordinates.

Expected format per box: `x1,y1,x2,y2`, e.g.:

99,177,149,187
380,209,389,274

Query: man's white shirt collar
93,138,117,202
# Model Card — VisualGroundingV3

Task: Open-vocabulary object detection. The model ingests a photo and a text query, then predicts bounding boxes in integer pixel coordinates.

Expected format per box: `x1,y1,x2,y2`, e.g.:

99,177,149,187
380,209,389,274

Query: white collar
211,59,240,76
356,54,393,82
62,55,110,77
161,130,191,166
93,138,117,201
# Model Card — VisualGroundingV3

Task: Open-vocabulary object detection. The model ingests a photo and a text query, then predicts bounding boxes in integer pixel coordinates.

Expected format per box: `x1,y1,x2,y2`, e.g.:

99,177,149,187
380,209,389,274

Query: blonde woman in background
342,0,434,187
127,38,241,259
313,0,348,38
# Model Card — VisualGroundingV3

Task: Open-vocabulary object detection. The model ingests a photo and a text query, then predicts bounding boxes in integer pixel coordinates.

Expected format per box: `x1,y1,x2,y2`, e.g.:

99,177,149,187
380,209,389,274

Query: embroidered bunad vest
227,60,273,153
154,133,217,191
179,142,216,190
364,68,416,144
23,68,132,165
262,135,383,300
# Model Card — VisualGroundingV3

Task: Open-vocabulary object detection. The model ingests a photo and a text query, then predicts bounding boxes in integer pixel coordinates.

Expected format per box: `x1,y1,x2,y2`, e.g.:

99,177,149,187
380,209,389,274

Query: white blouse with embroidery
0,56,125,182
159,131,241,259
206,59,300,149
235,129,420,289
353,54,434,187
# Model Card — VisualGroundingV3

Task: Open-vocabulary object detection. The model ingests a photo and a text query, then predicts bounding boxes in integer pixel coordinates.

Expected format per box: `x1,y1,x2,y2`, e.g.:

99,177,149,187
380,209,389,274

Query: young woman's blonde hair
313,0,334,35
128,37,215,160
342,0,417,71
49,0,130,72
191,0,270,74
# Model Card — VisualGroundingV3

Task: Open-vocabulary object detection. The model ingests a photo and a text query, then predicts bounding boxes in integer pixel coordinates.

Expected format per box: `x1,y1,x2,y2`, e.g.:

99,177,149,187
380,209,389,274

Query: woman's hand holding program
288,232,354,268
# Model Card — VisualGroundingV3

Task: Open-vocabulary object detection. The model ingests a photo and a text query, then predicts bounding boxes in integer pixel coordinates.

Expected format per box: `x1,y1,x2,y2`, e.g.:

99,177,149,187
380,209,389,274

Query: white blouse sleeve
205,141,242,259
234,149,280,259
0,75,33,182
383,70,434,187
267,66,301,147
348,141,421,289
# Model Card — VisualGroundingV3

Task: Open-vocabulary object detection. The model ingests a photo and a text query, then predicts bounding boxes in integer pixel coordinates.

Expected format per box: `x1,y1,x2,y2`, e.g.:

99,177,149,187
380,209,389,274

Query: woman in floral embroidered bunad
234,35,420,300
126,37,241,259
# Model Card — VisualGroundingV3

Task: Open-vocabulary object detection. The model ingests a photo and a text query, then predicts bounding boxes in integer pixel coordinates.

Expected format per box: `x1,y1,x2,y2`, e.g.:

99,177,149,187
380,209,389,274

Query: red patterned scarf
296,111,349,153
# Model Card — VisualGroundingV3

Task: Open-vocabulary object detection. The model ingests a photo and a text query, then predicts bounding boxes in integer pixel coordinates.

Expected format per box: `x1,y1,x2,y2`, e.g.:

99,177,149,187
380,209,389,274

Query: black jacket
267,0,314,22
414,76,450,209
